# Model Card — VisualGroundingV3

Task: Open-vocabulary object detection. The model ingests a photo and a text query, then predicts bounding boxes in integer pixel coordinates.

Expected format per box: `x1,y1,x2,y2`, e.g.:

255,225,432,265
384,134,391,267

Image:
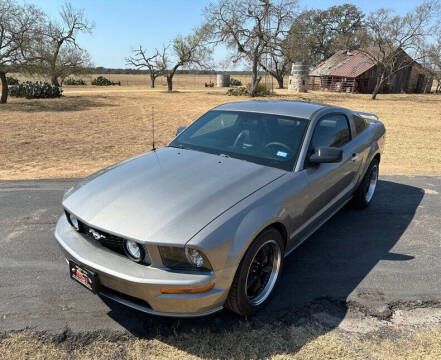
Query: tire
225,228,284,316
352,158,379,209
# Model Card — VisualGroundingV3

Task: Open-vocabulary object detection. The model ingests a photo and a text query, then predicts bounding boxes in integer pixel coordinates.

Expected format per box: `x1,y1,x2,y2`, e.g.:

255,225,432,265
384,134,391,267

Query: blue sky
27,0,426,69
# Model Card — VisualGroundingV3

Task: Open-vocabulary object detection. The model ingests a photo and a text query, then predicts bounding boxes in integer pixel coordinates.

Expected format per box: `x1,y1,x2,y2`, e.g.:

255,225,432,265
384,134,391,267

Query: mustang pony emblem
89,228,105,240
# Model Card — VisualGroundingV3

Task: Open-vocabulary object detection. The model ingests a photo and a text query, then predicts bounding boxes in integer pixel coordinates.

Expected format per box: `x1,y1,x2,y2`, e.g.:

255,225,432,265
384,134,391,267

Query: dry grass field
1,74,440,179
2,324,441,360
1,75,441,358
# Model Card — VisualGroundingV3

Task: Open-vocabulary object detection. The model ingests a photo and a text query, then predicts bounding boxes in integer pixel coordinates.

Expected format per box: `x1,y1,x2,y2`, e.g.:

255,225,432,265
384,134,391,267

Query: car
55,100,385,317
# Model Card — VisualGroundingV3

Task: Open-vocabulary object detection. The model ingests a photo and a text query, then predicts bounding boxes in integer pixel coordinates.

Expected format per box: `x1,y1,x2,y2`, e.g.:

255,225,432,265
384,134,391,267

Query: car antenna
151,105,156,151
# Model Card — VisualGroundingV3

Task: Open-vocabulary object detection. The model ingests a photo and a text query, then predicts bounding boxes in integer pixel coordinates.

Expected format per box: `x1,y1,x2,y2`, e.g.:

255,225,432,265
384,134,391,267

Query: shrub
230,77,242,86
252,83,270,96
226,86,249,96
226,83,270,96
6,76,19,85
64,78,86,86
9,81,62,99
91,76,113,86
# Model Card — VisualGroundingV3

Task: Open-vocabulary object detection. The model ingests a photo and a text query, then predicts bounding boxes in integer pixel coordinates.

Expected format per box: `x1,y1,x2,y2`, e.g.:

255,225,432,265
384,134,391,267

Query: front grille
65,211,151,264
79,221,126,255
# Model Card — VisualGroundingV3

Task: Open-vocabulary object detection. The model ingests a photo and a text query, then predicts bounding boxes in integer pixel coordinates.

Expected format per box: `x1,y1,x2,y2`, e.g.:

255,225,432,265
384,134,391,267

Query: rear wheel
352,158,379,208
225,228,284,316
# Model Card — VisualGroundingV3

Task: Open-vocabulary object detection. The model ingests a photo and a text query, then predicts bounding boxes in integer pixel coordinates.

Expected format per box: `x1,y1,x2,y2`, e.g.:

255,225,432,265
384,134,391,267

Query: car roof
213,100,330,119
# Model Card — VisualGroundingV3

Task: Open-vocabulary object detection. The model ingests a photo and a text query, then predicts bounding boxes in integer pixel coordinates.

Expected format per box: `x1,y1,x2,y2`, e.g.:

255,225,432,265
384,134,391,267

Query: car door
290,113,359,242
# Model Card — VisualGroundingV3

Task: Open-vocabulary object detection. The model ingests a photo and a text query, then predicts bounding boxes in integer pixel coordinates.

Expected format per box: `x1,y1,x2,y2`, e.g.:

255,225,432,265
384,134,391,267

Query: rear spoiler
355,111,379,122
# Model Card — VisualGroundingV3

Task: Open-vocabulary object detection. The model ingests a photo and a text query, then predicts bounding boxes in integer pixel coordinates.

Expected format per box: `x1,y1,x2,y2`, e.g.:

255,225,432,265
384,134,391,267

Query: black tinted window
170,110,309,171
311,114,351,150
353,115,368,135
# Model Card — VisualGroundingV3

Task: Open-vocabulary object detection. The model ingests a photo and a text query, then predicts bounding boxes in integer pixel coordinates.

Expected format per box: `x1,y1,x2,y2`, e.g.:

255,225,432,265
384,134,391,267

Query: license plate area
69,260,98,293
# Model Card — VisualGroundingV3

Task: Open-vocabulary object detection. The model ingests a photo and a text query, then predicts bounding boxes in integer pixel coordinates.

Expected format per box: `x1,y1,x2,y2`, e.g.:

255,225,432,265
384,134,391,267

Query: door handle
351,153,360,161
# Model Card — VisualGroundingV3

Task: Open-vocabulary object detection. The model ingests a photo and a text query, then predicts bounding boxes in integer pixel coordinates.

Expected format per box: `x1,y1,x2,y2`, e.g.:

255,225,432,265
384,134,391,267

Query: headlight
185,247,205,268
66,211,80,231
124,239,144,262
158,246,212,271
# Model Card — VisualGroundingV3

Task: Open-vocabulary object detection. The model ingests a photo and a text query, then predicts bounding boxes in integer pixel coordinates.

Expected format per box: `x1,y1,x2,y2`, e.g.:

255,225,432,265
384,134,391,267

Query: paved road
0,176,440,336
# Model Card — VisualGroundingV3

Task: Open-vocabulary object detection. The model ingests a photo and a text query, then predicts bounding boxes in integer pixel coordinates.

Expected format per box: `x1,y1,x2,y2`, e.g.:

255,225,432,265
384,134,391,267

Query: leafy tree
158,26,212,92
286,4,365,65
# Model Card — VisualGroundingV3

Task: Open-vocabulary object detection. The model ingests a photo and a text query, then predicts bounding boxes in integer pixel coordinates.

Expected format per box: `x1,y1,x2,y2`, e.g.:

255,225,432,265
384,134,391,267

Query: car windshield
169,110,309,171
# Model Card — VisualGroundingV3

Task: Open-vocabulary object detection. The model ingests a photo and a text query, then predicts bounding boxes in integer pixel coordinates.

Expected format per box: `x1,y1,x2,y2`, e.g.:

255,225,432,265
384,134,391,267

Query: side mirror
176,126,186,136
309,147,343,164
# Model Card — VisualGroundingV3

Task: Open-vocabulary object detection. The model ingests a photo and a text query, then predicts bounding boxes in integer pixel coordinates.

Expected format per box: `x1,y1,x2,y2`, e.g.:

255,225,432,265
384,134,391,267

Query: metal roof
214,100,327,119
310,50,377,78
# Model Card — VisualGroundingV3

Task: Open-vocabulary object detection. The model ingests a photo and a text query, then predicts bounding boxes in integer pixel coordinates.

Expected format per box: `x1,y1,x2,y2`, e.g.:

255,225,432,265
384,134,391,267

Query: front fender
186,176,291,292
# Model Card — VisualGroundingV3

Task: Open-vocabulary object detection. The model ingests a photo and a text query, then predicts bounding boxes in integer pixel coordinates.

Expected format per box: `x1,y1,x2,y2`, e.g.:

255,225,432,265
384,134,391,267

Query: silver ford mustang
55,100,385,317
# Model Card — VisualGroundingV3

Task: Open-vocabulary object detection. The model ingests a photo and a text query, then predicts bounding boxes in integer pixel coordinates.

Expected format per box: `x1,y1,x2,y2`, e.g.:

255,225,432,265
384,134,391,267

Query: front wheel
225,228,284,316
352,158,379,208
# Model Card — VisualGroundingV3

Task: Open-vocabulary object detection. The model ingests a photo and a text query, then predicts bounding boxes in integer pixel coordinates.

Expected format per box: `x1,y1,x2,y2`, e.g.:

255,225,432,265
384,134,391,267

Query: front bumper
55,215,226,317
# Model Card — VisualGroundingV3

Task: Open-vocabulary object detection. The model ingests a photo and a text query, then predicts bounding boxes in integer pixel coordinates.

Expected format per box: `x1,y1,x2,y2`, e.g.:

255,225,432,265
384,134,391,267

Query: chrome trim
356,111,378,122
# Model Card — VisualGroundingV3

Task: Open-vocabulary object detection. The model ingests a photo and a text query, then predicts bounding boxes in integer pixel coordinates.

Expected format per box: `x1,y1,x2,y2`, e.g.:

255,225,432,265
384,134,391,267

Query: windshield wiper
168,144,187,149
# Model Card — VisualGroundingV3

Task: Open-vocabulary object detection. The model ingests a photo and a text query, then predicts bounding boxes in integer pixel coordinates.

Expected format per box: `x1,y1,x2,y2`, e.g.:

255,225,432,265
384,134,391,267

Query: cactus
64,78,86,85
9,81,62,99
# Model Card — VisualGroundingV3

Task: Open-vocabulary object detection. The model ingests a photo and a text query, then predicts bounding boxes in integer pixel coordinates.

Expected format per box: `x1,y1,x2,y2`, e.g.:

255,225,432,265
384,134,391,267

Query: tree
126,46,162,88
286,4,365,66
206,0,297,96
427,35,441,93
158,26,212,92
259,41,290,88
55,46,92,86
362,1,440,99
0,0,42,104
38,2,93,87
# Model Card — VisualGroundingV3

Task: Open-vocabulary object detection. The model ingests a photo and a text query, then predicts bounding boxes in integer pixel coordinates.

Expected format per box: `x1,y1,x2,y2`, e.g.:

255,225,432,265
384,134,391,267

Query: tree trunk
51,74,60,87
167,75,173,92
249,56,261,97
0,72,8,104
150,74,155,88
371,74,385,100
275,74,284,89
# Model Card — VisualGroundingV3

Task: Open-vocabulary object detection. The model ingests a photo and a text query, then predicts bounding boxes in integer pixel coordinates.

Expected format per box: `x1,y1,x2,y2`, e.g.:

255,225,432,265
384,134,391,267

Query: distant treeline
91,67,253,75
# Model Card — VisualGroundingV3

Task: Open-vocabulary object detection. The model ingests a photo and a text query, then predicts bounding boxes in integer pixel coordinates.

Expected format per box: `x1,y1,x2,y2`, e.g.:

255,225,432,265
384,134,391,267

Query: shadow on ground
1,95,118,112
100,179,423,357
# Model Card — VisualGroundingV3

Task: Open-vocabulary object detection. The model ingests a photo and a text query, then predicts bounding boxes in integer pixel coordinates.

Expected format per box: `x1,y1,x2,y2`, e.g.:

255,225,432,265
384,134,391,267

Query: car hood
63,147,285,245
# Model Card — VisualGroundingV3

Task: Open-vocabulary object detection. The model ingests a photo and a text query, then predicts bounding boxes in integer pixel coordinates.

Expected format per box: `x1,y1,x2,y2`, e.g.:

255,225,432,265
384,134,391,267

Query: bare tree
56,46,92,86
206,0,297,96
0,0,42,103
362,1,440,99
158,26,212,92
427,35,441,93
38,2,93,86
259,39,290,89
126,46,162,88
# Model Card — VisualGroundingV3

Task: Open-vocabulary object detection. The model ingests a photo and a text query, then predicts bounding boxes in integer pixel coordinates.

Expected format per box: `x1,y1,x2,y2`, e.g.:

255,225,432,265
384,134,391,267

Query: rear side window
353,115,368,135
310,114,351,150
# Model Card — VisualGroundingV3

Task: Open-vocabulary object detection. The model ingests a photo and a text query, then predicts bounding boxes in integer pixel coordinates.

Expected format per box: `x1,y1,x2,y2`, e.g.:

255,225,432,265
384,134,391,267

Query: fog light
69,214,79,231
125,240,141,261
185,247,204,268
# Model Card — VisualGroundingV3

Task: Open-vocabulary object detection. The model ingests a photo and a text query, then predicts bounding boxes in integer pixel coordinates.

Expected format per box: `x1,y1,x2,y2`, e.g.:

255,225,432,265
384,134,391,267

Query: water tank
217,74,230,87
288,63,309,92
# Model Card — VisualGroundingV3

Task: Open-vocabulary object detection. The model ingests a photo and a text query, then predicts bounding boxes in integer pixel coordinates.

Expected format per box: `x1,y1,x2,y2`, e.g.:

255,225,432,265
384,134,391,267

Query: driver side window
309,114,351,152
